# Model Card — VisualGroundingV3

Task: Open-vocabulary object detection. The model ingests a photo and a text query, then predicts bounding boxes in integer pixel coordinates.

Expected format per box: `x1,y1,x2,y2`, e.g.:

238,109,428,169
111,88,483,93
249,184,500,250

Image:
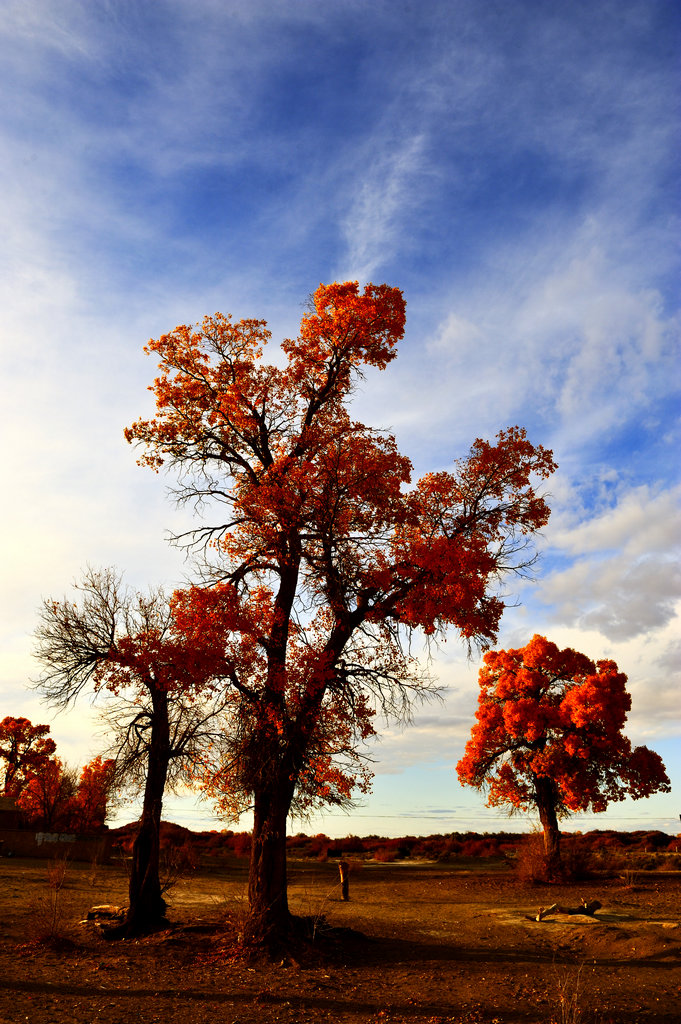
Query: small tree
2,720,116,832
456,635,671,877
125,280,558,945
34,568,237,935
17,757,77,830
70,756,116,832
0,717,57,798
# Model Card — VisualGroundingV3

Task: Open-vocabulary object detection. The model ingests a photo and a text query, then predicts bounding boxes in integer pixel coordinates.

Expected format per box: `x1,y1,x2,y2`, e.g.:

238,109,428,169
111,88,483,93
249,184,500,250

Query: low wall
0,828,112,862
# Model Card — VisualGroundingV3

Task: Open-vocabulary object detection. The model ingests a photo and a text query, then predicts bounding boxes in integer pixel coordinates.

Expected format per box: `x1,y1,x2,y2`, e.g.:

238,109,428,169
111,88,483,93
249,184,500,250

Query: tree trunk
125,690,170,936
245,775,294,949
534,776,562,880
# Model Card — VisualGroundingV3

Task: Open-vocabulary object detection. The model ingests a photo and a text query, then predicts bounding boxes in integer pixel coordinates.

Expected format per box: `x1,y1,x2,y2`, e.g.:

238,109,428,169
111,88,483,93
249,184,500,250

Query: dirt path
0,858,678,1023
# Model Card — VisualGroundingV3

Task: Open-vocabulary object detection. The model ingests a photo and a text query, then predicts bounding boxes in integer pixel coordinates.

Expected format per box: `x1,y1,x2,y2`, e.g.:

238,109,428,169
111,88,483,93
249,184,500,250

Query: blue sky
1,0,679,838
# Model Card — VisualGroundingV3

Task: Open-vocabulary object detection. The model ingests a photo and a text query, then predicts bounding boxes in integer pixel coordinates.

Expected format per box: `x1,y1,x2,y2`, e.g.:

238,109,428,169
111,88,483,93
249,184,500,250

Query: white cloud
548,484,681,557
0,0,92,58
338,133,428,283
413,223,679,449
538,483,681,640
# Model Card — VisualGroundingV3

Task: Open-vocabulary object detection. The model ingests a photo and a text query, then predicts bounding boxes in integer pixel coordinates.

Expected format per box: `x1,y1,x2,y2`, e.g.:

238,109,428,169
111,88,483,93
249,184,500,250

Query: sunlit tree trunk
534,775,561,879
245,770,295,949
125,687,170,935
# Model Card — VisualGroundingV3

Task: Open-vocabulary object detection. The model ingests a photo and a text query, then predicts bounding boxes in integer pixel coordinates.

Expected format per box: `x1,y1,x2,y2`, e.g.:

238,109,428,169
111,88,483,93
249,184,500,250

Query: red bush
231,832,252,858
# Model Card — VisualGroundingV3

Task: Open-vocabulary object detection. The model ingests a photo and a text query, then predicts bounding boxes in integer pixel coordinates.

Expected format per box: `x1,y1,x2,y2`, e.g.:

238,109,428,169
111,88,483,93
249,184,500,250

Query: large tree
456,634,671,876
34,568,236,935
125,280,557,946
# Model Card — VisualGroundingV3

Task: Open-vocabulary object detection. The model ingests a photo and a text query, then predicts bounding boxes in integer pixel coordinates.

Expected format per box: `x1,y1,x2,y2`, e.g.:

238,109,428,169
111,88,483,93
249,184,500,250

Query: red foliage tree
17,755,116,833
2,717,115,832
16,756,76,830
124,280,556,946
456,635,671,876
0,716,56,798
70,755,116,832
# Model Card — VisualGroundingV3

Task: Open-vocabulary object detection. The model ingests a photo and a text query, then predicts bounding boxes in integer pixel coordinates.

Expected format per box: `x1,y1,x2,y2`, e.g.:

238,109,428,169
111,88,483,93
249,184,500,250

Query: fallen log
84,904,127,922
536,898,601,922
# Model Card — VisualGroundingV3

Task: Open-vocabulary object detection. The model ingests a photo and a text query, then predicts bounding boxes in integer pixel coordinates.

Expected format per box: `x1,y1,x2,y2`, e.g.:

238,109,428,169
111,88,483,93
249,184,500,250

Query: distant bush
515,833,550,884
107,823,681,870
460,837,500,858
160,838,198,893
231,832,252,858
373,844,398,862
559,839,596,882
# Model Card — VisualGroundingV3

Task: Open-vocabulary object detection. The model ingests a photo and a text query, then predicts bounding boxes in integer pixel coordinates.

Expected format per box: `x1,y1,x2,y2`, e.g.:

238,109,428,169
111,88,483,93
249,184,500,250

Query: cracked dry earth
0,857,679,1024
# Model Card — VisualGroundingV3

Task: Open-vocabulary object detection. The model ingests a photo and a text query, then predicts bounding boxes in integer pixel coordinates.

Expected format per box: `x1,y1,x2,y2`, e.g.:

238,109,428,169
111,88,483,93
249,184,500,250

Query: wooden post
339,859,349,901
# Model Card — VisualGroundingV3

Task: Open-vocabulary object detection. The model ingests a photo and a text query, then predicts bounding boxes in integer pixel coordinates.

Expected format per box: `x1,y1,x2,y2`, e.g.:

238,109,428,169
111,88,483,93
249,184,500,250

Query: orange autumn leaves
456,635,670,818
0,716,56,798
283,281,407,393
0,717,114,832
391,428,556,640
18,754,115,833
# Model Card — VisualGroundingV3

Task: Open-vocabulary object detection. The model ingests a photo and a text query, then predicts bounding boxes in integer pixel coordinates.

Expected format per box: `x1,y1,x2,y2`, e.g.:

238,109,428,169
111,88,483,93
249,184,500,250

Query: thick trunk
245,774,294,949
125,692,170,935
535,776,561,879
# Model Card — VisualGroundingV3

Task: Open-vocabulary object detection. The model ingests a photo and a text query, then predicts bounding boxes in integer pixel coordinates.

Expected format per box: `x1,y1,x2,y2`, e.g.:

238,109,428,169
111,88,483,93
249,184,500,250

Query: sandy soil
0,856,678,1023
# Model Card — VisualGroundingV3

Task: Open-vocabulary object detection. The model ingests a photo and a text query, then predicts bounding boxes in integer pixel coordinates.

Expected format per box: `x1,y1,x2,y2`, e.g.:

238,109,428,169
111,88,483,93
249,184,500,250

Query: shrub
373,844,398,862
460,837,500,858
26,859,74,947
159,838,198,895
328,835,365,855
231,832,252,858
559,839,595,882
589,846,627,875
515,833,550,884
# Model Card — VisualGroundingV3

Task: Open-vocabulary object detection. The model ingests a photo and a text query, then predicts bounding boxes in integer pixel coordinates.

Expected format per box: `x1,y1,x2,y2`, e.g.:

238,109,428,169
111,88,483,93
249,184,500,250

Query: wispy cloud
339,133,429,282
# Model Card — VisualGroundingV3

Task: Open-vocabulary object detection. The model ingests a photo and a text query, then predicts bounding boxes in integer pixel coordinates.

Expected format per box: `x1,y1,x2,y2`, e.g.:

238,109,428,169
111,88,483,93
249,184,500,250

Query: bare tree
34,567,233,935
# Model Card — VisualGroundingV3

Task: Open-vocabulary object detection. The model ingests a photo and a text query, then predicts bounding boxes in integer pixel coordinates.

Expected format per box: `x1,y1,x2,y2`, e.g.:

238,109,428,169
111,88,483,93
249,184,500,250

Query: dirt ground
0,856,678,1024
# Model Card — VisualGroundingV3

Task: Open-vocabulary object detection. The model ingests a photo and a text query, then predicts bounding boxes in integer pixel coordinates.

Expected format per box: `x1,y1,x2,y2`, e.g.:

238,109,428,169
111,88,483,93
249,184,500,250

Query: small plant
550,963,608,1024
88,849,102,886
619,867,640,888
216,891,251,948
515,832,550,883
46,854,69,891
555,964,585,1024
27,857,73,946
160,838,198,895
